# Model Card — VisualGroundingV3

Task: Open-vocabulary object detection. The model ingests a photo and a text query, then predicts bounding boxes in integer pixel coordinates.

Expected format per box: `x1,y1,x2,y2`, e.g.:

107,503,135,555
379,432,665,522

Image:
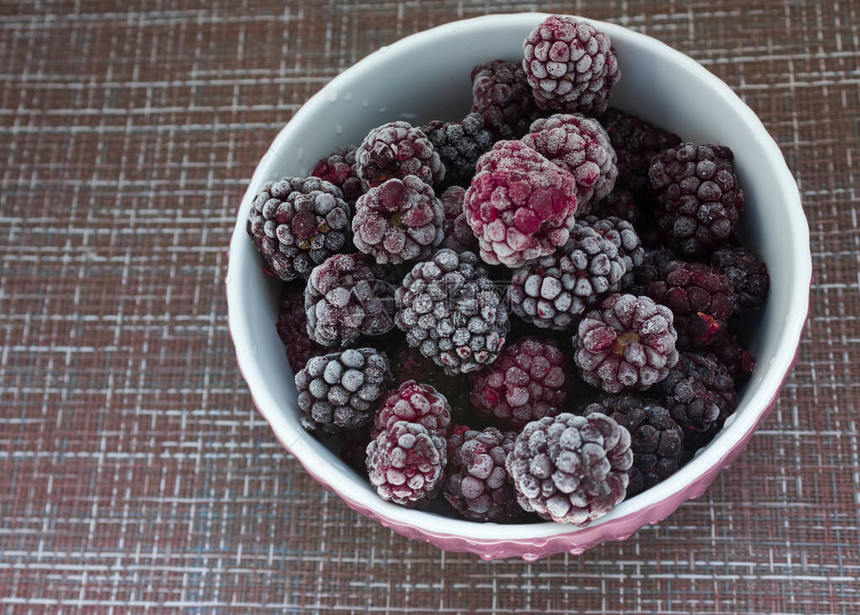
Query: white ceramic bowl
226,13,810,560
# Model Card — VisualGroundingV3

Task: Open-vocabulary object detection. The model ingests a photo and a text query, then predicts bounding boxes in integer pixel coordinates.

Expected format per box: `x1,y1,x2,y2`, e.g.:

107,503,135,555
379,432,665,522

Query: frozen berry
444,427,523,522
465,140,579,267
372,380,452,439
390,343,471,413
276,283,326,372
522,15,620,115
710,328,757,384
311,145,363,204
352,175,444,264
305,253,395,346
355,121,445,189
439,185,466,222
423,113,493,187
507,412,633,525
295,348,392,433
581,215,644,290
366,420,447,508
590,189,640,225
711,245,769,312
471,59,542,140
660,351,737,435
469,336,569,430
573,293,679,393
246,176,352,281
395,249,509,375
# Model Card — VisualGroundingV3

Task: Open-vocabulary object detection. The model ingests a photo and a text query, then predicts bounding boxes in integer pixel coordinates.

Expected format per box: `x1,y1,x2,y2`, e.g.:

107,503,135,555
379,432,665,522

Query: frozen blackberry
423,113,493,188
276,283,325,373
366,420,447,508
590,188,640,225
642,259,735,348
372,380,452,440
581,215,644,290
464,141,579,267
660,351,737,435
470,59,542,140
573,293,679,393
439,185,466,223
599,108,682,194
311,145,363,205
469,336,569,430
523,113,618,208
444,426,523,522
583,394,684,496
305,253,395,346
295,348,392,433
354,121,445,190
509,224,625,330
522,15,620,115
649,143,744,256
710,327,757,384
395,249,509,375
352,175,444,264
246,176,352,281
711,245,769,311
507,412,633,525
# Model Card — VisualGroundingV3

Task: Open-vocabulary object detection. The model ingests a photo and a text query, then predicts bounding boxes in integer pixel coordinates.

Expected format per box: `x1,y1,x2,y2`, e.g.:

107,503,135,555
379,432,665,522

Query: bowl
226,13,811,560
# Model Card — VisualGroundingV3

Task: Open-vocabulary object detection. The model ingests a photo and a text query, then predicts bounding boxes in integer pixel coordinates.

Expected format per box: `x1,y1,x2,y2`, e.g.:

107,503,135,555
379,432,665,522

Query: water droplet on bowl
362,99,370,108
378,45,389,54
399,112,417,121
344,91,354,102
325,87,338,103
335,124,343,135
379,106,387,113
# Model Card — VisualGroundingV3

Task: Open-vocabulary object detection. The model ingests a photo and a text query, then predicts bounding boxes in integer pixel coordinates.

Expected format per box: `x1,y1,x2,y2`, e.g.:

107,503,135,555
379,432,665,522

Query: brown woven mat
1,1,857,613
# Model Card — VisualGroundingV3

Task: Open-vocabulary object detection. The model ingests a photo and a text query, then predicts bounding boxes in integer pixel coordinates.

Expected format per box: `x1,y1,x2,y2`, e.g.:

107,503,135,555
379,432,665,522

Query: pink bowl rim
225,13,812,559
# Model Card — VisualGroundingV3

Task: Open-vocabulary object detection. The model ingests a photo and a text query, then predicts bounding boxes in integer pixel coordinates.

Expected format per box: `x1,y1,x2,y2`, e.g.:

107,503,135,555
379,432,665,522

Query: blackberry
642,259,735,348
305,253,395,346
372,380,452,440
423,113,493,188
276,283,325,373
395,249,509,375
660,351,737,435
465,140,579,267
573,293,679,393
523,113,617,208
366,420,447,508
581,215,644,290
507,412,633,525
590,189,640,225
439,185,466,223
470,59,542,140
469,336,569,430
295,348,392,433
522,15,620,115
583,394,683,496
352,175,444,264
599,108,682,194
246,176,352,281
509,224,625,330
444,426,523,522
311,145,363,205
711,245,769,312
710,327,757,384
649,143,744,256
354,121,445,190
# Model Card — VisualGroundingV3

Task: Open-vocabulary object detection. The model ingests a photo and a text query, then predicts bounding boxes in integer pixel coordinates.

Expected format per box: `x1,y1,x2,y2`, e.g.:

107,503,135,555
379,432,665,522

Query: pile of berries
247,15,769,526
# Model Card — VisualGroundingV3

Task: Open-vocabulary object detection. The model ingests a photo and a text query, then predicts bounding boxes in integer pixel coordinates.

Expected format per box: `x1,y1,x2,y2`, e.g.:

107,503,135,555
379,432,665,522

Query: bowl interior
227,13,810,545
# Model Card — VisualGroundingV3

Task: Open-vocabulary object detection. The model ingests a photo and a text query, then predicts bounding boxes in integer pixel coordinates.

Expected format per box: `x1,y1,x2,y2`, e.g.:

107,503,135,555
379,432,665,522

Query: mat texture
0,1,857,614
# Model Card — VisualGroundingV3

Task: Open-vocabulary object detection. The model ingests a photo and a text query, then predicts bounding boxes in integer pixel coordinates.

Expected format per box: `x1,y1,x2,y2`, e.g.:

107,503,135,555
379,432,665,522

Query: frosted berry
305,253,395,346
366,421,447,508
311,145,363,204
352,175,444,264
711,245,769,312
246,176,352,281
660,351,737,434
469,336,569,430
355,121,445,189
471,59,542,140
590,189,640,225
581,215,644,290
444,426,523,522
464,140,579,267
523,113,617,207
276,283,325,373
509,224,625,330
395,249,509,375
507,412,633,525
573,293,679,393
439,185,466,222
522,15,620,115
649,143,744,256
295,348,392,433
372,380,452,440
423,113,493,187
583,394,684,496
710,327,757,384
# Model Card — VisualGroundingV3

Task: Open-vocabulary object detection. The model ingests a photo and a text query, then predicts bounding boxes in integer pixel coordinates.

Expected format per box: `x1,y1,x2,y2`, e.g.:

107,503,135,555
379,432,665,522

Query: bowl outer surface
226,13,811,559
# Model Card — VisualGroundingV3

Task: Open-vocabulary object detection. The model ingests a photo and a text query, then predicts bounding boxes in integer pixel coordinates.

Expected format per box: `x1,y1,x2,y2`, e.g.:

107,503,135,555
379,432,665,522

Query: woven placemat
0,2,857,613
